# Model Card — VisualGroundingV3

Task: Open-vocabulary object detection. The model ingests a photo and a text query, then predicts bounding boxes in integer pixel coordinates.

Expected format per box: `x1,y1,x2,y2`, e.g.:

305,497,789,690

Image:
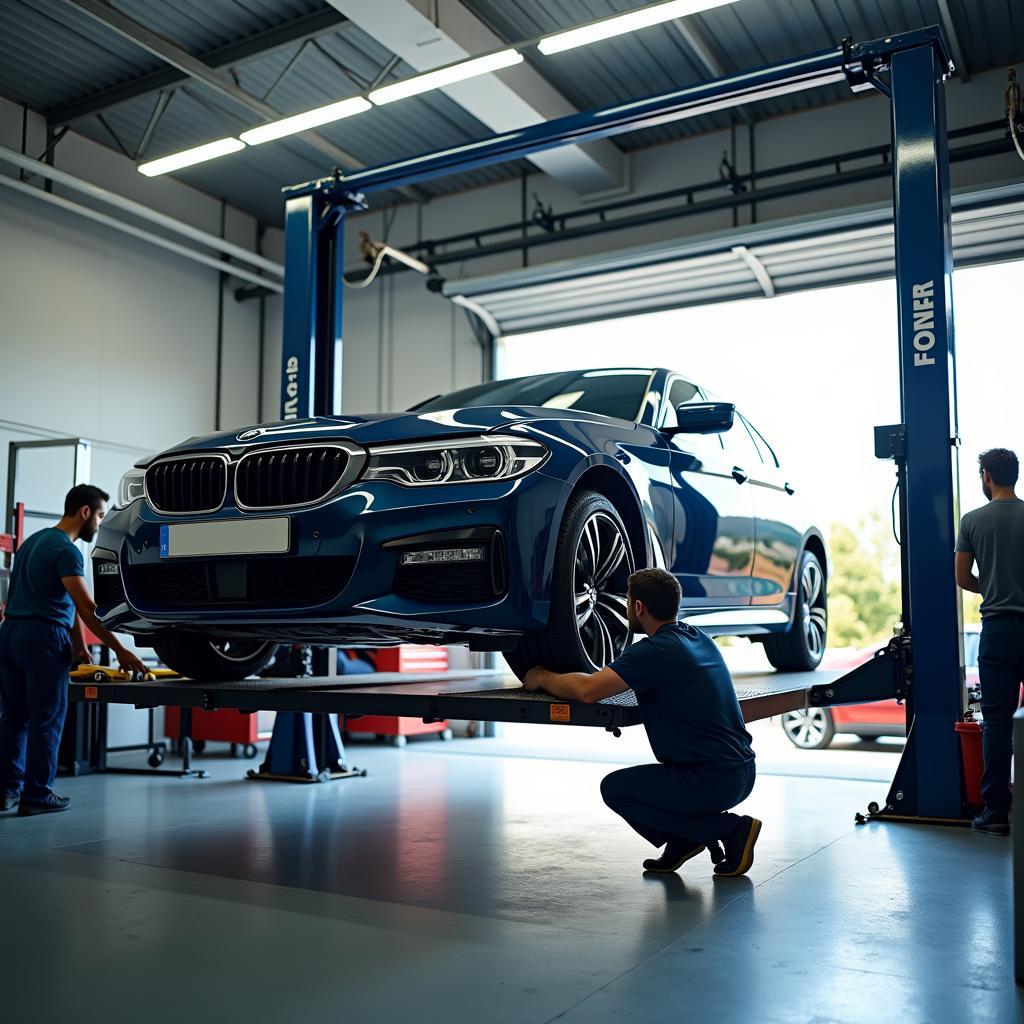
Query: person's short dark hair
979,449,1019,488
64,484,110,517
627,567,681,621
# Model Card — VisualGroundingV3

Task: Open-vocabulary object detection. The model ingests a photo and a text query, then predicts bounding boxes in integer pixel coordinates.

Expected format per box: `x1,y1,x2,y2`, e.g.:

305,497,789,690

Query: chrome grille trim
145,453,229,516
234,441,366,511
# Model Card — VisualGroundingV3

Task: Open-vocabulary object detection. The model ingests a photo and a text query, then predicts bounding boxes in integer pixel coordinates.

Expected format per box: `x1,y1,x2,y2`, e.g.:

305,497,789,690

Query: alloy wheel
572,511,633,669
782,708,831,749
801,559,827,661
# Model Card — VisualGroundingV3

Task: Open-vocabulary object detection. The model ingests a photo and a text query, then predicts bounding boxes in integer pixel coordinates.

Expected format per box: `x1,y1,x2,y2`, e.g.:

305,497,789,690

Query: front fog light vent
400,547,485,566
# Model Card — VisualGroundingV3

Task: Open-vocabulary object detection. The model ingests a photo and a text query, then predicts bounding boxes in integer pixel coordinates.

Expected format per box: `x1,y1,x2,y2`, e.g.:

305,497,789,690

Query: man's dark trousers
601,760,755,846
978,614,1024,813
0,619,72,801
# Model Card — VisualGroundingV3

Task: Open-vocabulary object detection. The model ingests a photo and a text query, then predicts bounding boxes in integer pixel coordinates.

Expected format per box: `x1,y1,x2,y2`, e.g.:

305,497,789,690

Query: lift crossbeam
283,28,951,200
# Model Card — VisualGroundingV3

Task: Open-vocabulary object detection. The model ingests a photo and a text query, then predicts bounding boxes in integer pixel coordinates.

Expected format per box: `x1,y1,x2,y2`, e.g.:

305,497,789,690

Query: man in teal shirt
0,484,145,815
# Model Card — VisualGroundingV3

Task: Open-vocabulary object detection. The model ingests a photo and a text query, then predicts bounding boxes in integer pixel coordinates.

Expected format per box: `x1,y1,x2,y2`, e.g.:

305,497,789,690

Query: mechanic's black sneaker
971,808,1010,836
714,816,762,877
0,791,19,811
643,839,704,874
17,793,71,816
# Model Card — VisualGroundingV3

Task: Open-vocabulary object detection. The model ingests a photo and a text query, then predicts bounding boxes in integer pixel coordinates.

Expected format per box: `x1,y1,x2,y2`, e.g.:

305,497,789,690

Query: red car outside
781,626,981,749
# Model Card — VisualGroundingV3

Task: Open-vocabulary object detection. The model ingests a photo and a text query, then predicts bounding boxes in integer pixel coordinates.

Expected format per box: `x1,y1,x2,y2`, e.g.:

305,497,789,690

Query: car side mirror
662,401,735,435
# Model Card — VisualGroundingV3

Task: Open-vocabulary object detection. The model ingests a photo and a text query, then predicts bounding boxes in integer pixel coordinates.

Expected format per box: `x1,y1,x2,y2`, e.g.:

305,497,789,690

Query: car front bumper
93,472,564,645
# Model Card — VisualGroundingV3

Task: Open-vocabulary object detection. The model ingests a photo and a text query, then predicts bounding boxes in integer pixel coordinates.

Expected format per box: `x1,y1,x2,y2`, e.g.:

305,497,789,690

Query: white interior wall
0,96,266,492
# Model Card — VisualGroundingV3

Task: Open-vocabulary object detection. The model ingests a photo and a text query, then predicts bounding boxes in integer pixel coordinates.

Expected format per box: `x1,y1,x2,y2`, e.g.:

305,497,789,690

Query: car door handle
732,466,748,484
784,482,795,495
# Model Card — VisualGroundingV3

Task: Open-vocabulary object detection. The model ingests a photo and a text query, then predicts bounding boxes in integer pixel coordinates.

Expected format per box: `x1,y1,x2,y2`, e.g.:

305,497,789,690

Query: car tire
152,634,277,682
764,550,827,672
504,489,634,680
780,707,835,749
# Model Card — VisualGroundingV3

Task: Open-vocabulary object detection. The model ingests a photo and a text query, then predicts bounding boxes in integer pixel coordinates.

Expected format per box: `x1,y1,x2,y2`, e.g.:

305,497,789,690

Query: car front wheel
505,489,634,680
764,550,827,672
781,707,835,749
153,634,277,681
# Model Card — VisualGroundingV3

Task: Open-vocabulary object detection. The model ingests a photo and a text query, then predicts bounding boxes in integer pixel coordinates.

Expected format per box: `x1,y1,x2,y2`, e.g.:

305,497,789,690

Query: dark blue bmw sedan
93,368,827,681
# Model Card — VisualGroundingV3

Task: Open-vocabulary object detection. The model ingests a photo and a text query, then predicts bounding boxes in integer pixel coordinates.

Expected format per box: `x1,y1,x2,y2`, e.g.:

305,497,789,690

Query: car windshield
412,369,653,422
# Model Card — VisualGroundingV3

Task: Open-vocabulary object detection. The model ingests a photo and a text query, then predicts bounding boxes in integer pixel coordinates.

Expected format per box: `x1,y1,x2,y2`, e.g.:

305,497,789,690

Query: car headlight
364,435,548,487
115,467,147,508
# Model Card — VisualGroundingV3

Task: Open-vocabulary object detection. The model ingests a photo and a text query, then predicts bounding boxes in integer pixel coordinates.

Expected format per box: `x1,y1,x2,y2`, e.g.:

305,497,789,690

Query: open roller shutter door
444,184,1024,336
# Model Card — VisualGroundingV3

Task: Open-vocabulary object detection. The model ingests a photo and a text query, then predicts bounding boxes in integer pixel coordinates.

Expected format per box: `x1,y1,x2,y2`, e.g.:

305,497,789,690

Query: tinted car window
663,378,724,455
742,416,779,468
722,417,763,466
413,369,652,422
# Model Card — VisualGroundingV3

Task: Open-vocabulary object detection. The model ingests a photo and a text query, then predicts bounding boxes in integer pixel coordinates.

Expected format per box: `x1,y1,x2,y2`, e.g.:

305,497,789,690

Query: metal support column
260,184,367,783
880,41,964,821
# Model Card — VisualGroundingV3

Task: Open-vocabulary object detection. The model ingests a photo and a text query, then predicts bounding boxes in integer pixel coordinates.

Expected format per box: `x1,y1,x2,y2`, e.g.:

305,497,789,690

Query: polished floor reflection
0,740,1019,1023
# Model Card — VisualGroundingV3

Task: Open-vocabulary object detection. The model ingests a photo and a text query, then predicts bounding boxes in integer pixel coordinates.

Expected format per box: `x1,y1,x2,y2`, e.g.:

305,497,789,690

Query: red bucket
955,720,984,808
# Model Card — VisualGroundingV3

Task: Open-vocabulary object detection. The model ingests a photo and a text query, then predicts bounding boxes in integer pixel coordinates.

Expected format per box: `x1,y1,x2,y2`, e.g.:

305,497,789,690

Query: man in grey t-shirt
955,448,1024,835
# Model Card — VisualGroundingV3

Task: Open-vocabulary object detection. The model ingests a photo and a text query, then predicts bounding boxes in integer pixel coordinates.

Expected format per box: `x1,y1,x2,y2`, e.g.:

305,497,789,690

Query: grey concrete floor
0,738,1020,1024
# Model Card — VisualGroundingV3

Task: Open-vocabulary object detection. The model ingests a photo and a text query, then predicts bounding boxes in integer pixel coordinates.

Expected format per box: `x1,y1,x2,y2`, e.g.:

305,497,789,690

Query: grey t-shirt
955,498,1024,616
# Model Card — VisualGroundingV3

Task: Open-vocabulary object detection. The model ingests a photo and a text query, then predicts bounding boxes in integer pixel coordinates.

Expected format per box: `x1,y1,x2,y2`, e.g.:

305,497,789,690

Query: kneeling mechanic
523,567,760,876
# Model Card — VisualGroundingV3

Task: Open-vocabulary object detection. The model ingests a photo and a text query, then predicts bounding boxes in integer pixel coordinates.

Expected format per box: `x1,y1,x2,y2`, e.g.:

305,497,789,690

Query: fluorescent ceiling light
538,0,740,55
369,49,523,106
240,96,372,146
138,137,245,177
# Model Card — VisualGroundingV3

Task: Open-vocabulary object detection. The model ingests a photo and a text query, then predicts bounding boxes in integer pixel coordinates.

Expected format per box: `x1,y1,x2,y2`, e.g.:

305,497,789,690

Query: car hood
141,406,634,464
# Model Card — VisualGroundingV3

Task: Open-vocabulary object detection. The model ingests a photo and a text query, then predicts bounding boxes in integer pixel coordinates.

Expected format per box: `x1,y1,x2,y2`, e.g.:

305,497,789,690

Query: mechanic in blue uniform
524,567,760,876
0,484,145,816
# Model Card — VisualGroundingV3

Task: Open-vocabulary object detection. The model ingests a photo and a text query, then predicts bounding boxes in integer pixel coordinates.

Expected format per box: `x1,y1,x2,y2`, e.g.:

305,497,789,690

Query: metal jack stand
247,647,366,784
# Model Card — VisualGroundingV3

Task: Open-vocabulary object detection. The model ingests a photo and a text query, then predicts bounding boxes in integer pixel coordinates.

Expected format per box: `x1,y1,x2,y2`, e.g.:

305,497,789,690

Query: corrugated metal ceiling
0,0,1020,223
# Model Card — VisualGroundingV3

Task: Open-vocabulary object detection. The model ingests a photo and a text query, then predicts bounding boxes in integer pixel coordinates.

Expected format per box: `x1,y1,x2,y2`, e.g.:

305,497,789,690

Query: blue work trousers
978,615,1024,814
601,759,755,847
0,618,72,801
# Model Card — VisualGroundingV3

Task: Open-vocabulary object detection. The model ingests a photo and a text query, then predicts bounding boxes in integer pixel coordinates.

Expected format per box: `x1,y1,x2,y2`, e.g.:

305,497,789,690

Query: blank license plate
160,518,290,558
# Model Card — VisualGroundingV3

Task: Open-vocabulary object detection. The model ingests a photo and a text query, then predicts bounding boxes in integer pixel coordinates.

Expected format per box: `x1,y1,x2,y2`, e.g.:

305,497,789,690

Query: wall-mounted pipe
0,144,283,278
0,174,284,294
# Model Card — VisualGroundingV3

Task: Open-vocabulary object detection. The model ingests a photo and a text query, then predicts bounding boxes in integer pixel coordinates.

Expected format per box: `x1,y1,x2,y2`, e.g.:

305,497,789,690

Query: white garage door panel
444,184,1024,335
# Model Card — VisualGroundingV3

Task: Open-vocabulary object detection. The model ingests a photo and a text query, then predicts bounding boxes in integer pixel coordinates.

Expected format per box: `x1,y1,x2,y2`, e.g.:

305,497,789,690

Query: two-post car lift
72,27,969,819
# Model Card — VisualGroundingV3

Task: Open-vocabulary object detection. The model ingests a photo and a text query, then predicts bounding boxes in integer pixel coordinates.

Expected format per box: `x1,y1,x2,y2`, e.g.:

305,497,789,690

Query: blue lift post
250,192,367,783
275,27,967,817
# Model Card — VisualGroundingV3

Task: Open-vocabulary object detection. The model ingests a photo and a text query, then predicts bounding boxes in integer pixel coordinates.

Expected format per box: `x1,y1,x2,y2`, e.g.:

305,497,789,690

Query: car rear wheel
781,708,835,749
504,490,634,680
153,634,277,681
764,550,827,672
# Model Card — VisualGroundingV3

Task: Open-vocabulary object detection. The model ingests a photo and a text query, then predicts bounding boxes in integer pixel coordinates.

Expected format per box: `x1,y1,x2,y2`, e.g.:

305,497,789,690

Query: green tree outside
827,511,981,649
827,514,902,649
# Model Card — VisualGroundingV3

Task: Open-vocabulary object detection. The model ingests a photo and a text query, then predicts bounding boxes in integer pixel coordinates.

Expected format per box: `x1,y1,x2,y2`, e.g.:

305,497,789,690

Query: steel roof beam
935,0,969,83
56,0,362,171
672,18,754,126
49,7,349,124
